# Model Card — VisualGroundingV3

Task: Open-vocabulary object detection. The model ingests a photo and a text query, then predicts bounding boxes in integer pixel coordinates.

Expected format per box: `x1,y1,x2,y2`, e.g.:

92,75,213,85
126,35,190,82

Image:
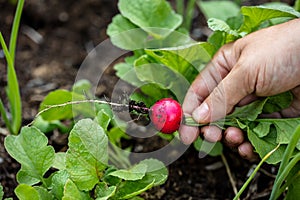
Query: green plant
0,0,24,135
1,78,168,199
106,0,300,198
4,117,168,199
233,125,300,200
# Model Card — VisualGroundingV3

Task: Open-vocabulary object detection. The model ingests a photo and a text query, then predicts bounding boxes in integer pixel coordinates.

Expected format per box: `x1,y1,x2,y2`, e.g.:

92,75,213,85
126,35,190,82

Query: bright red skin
150,98,183,134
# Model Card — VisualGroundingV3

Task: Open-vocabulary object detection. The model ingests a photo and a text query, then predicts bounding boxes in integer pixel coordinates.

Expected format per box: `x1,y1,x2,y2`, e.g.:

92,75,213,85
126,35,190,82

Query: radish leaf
198,0,240,21
240,5,300,33
66,119,108,191
118,0,182,38
108,163,147,181
95,183,116,200
4,126,55,185
107,14,148,50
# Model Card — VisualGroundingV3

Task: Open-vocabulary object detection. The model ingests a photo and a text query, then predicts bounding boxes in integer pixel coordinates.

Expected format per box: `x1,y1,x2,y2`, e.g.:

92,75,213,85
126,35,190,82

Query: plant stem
184,116,231,130
176,0,184,17
295,0,300,12
271,153,300,200
184,0,196,31
109,144,131,169
233,144,280,200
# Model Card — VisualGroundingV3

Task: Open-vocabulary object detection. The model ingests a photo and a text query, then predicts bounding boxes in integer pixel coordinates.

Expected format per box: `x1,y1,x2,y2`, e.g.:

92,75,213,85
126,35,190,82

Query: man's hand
179,18,300,160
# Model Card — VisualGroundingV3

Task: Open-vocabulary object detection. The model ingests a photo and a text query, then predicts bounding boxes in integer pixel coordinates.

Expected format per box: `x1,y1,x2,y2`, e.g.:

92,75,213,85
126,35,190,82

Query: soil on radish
0,0,292,199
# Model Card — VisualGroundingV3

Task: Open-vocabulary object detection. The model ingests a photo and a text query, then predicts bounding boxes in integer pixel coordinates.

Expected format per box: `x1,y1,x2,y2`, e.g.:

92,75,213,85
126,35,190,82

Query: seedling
0,0,24,135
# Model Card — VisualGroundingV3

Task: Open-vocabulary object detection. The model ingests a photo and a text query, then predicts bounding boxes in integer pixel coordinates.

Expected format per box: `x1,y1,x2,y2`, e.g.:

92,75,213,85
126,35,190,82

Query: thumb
192,66,252,123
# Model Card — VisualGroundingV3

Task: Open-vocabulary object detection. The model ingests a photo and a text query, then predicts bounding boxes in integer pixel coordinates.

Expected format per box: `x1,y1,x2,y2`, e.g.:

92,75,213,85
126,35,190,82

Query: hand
179,18,300,160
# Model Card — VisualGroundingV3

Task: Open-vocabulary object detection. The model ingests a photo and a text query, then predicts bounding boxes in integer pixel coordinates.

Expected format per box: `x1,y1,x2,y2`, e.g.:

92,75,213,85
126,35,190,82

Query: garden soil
0,0,295,199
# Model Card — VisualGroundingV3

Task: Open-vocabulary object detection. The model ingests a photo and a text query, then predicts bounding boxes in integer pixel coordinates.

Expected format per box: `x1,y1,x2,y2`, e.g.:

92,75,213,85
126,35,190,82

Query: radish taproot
150,98,183,134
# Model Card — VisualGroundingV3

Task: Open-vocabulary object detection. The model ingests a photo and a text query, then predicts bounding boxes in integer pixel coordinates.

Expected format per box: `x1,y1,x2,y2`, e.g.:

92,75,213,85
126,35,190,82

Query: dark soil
0,0,295,199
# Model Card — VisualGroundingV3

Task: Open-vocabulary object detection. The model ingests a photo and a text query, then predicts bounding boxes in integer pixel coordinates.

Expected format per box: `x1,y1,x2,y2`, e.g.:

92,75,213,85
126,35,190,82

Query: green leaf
32,116,70,134
15,185,52,200
53,152,66,170
207,18,239,37
114,62,143,87
15,184,39,200
95,183,116,200
239,5,300,34
39,90,73,121
198,0,240,21
130,83,170,108
107,126,130,147
118,0,182,38
4,126,55,185
264,118,300,150
262,91,293,113
94,109,112,131
227,98,268,121
251,118,300,152
0,32,22,135
33,186,53,200
138,159,168,186
286,174,300,200
113,176,155,199
252,121,272,138
207,31,226,51
62,179,91,200
66,119,108,191
227,92,292,121
0,184,4,199
72,79,93,98
103,167,122,186
16,170,40,186
51,170,69,200
107,14,148,50
109,163,147,181
39,90,95,121
145,42,214,79
248,127,287,164
134,57,189,102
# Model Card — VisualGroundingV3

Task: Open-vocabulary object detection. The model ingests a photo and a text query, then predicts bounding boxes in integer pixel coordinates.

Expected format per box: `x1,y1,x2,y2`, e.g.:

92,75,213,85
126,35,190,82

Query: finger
179,125,199,145
192,65,252,123
238,142,258,162
201,125,222,143
224,127,244,147
182,43,235,115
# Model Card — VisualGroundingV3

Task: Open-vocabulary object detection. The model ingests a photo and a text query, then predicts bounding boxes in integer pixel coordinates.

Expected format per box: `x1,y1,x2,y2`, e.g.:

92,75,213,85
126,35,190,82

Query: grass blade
0,32,22,135
9,0,25,63
269,125,300,200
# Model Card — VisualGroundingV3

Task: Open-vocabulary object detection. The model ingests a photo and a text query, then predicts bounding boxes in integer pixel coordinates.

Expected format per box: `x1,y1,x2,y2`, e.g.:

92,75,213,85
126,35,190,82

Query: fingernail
192,102,209,123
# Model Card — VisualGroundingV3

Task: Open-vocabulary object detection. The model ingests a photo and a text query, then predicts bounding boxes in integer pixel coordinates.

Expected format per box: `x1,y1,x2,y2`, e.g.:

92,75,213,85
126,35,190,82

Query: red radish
150,98,183,134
